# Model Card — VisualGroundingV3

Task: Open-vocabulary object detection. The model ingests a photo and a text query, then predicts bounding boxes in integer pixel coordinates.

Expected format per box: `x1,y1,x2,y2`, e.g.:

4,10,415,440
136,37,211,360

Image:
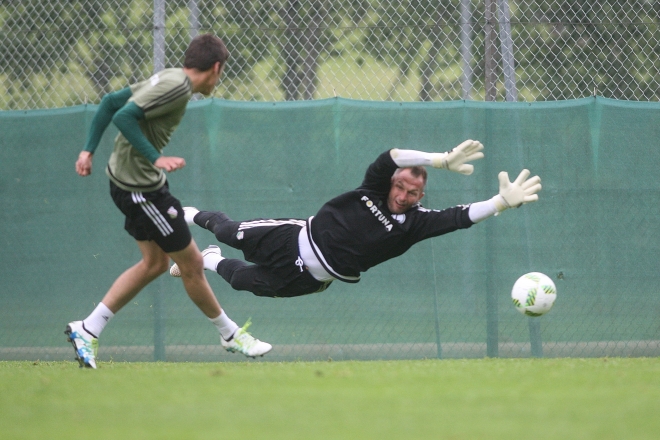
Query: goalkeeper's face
388,169,425,214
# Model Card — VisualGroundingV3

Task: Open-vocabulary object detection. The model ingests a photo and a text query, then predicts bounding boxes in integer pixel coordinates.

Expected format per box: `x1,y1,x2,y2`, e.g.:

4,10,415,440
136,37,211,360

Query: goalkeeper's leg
191,210,244,248
216,259,280,297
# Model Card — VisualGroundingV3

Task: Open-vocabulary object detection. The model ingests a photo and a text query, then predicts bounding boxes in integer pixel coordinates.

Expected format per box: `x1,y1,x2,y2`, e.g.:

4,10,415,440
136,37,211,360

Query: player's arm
112,103,185,172
389,139,484,175
76,87,132,176
358,150,401,192
468,169,542,223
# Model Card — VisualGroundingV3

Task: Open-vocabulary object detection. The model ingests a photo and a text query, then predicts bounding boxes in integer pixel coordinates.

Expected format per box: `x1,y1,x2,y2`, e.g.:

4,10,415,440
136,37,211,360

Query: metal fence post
529,318,543,357
460,0,474,100
485,108,499,357
189,0,200,40
153,0,166,74
498,0,518,101
484,0,498,102
153,279,166,361
152,0,166,361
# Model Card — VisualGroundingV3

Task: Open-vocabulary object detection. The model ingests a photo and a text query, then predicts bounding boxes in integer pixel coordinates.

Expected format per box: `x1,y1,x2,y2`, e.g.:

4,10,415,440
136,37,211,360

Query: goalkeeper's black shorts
198,212,332,298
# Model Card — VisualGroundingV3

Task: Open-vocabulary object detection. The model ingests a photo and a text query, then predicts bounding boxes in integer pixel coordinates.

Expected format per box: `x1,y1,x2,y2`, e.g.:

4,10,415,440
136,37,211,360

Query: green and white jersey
106,68,192,192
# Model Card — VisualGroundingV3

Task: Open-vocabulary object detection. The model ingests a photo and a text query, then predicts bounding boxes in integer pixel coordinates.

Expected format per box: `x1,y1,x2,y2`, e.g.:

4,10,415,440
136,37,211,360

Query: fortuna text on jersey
361,196,393,231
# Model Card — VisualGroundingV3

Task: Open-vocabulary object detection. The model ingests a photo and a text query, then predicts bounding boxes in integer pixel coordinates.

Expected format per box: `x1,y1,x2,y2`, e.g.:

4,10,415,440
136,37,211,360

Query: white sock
203,251,224,272
209,310,239,341
83,302,115,337
183,207,199,226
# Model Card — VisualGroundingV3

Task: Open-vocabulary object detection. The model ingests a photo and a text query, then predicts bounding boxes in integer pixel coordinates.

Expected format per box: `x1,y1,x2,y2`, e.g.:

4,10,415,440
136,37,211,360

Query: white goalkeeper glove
492,169,542,212
389,140,483,175
431,139,484,175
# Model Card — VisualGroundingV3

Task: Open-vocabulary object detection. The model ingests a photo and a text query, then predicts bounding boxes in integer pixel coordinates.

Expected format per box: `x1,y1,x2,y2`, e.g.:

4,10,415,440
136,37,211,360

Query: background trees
2,0,659,109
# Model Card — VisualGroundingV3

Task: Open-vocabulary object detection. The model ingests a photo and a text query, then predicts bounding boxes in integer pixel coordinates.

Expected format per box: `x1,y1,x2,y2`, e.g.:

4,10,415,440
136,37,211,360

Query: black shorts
110,181,191,253
238,222,332,298
204,213,333,297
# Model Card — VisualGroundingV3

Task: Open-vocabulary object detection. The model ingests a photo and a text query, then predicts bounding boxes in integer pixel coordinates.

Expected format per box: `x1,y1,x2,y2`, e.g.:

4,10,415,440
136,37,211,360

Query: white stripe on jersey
306,217,360,283
238,219,306,231
131,192,174,236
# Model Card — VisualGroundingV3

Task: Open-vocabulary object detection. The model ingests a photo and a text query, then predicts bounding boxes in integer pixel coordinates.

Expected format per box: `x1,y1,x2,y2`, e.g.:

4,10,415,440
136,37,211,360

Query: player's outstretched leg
220,319,272,358
64,321,99,369
184,208,232,231
170,245,223,277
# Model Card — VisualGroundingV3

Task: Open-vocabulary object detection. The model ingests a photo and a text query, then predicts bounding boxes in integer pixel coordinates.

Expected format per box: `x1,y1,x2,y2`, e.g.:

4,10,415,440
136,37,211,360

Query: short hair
393,166,428,187
183,34,230,71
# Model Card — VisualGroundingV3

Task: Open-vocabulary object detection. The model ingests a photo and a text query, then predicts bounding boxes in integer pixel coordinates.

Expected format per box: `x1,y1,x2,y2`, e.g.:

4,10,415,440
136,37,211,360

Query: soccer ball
511,272,557,317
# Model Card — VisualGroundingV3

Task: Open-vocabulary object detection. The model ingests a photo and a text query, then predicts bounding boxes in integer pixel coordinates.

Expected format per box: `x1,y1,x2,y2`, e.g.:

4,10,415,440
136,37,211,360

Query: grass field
2,357,659,439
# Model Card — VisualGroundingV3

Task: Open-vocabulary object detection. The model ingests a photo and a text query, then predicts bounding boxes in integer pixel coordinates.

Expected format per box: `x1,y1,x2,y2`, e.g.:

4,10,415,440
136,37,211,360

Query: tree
515,0,660,100
361,0,470,101
0,0,153,107
277,0,339,100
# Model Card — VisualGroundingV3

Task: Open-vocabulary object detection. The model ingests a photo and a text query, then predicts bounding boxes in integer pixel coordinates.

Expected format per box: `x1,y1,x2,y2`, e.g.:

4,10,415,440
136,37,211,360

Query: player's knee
176,255,205,279
157,255,171,274
144,255,170,277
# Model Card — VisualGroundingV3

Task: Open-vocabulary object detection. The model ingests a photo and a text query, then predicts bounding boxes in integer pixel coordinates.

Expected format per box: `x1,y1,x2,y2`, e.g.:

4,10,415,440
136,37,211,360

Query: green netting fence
1,97,658,362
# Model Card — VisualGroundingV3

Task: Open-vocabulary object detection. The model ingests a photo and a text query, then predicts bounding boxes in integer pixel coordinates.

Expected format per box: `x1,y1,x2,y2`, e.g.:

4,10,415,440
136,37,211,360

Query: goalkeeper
170,141,541,298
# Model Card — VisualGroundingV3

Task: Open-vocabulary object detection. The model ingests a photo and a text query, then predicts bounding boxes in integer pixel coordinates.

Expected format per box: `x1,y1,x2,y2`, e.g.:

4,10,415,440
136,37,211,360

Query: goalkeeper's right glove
431,139,484,175
492,169,542,212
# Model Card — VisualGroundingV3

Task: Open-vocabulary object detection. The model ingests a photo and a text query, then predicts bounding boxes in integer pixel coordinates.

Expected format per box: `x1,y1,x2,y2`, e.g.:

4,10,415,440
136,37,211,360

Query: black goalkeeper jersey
307,150,475,283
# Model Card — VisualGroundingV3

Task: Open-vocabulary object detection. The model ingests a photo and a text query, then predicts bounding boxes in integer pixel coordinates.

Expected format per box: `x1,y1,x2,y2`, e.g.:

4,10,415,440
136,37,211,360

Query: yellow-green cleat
221,319,272,358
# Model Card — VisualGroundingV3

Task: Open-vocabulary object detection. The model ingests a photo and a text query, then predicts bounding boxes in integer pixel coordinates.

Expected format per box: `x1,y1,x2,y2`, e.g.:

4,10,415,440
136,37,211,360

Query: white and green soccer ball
511,272,557,317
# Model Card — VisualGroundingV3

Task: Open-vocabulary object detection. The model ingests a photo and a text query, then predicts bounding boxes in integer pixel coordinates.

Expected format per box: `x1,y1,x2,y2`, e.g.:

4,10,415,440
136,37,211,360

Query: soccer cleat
170,245,222,277
65,321,99,369
183,207,200,226
221,319,272,358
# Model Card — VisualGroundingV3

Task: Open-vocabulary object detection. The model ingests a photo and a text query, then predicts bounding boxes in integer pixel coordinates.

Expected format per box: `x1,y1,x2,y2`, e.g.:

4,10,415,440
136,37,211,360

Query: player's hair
394,166,428,187
183,34,230,71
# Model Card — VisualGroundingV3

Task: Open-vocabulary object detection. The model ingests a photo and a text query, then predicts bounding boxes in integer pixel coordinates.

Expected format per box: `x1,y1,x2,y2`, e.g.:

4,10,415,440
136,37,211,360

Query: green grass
2,358,659,439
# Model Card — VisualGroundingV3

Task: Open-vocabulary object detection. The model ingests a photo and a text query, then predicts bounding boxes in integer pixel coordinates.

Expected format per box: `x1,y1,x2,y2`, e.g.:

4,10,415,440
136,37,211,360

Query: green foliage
2,1,660,108
193,0,272,81
0,0,81,80
515,0,660,100
0,0,153,107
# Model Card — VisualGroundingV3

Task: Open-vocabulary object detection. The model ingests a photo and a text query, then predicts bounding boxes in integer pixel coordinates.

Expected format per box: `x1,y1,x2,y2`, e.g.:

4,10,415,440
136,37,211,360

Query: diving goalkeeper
170,141,541,298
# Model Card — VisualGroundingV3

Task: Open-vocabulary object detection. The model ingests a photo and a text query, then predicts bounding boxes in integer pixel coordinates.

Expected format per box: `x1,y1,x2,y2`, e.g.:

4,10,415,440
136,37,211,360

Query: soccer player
170,141,542,298
67,34,271,369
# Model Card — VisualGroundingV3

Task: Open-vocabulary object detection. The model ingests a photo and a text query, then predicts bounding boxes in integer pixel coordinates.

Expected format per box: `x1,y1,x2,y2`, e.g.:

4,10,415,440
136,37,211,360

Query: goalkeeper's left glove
492,169,542,212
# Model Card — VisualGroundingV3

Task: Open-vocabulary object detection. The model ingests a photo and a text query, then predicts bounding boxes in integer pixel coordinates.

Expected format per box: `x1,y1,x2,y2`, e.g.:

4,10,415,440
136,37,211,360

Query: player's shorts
213,217,332,297
110,181,191,253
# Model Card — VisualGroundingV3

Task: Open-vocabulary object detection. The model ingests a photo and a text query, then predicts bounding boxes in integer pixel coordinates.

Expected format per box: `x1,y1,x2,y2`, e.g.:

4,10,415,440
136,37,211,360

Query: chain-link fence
2,1,660,110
